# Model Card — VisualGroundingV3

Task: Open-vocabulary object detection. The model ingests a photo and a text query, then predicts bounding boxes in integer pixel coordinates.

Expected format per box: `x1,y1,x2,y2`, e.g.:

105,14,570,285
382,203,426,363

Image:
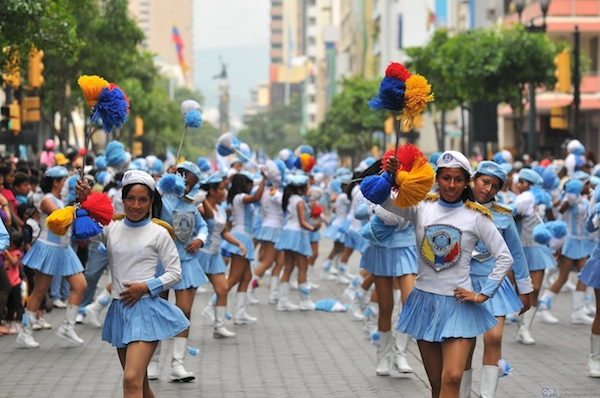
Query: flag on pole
172,24,188,79
426,7,436,30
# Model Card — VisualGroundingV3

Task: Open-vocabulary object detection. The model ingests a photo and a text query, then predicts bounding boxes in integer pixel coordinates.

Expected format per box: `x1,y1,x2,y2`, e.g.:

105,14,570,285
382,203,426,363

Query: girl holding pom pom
379,151,513,398
16,166,88,349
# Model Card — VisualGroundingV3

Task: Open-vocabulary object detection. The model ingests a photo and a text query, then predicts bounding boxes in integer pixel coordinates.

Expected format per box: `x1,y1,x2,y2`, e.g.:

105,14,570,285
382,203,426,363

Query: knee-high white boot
393,332,413,373
480,365,501,398
459,368,472,398
517,306,536,345
276,282,299,311
234,292,258,325
213,306,236,338
572,291,594,325
147,341,161,380
589,334,600,378
268,275,280,305
169,337,195,382
298,283,316,311
364,302,379,338
15,309,40,348
85,289,111,328
57,304,84,346
376,330,393,376
349,287,367,321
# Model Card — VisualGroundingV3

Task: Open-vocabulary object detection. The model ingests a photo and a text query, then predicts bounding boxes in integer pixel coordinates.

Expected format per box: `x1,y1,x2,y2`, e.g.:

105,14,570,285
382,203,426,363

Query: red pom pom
396,144,425,173
385,63,412,81
311,204,323,219
81,192,114,226
381,149,397,172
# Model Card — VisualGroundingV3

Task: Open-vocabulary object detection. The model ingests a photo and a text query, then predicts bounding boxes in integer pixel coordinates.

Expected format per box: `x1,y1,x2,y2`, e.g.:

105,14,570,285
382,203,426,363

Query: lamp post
515,0,551,159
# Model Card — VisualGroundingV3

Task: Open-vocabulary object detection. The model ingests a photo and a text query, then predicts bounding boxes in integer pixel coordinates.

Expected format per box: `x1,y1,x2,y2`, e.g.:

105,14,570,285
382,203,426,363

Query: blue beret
476,161,508,185
519,168,543,186
289,174,309,187
177,161,201,180
45,166,69,178
572,170,590,182
201,172,223,185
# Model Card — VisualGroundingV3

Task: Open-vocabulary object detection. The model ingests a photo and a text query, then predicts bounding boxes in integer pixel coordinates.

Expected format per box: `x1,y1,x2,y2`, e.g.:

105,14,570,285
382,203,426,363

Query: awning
498,93,600,116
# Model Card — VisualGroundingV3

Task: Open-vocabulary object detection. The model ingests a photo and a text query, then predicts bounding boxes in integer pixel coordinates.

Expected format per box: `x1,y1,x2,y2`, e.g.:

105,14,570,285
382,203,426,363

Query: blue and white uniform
221,193,256,261
323,192,351,242
22,194,83,276
381,194,514,342
275,194,312,257
254,188,283,243
559,193,594,260
197,206,228,275
579,213,600,289
343,185,368,253
100,217,189,348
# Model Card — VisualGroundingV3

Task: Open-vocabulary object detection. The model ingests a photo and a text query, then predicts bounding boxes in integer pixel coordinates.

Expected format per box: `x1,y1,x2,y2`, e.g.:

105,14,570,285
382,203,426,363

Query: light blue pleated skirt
156,257,208,290
471,275,523,317
102,296,190,348
197,250,227,275
221,232,255,261
22,240,84,276
275,229,312,257
561,237,593,260
343,230,368,253
397,288,498,342
523,246,557,271
309,230,321,243
579,256,600,289
254,226,282,243
360,245,418,277
323,221,346,242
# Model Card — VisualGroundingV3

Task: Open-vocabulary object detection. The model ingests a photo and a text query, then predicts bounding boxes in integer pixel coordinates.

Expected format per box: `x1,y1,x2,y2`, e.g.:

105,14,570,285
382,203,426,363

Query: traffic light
1,47,21,89
21,96,41,123
554,49,571,93
27,49,44,88
550,106,568,130
1,101,21,134
134,115,144,137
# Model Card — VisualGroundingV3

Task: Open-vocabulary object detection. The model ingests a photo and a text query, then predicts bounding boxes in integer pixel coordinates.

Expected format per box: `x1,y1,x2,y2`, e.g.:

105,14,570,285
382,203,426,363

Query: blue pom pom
186,346,200,356
360,172,394,205
530,186,551,207
105,141,127,166
370,331,380,344
157,174,186,196
546,221,567,239
92,86,129,133
184,109,203,128
284,155,296,170
565,179,584,194
217,143,234,156
196,157,211,172
72,209,102,240
533,224,552,245
95,155,107,169
368,77,406,111
493,152,505,164
542,168,559,190
152,159,164,175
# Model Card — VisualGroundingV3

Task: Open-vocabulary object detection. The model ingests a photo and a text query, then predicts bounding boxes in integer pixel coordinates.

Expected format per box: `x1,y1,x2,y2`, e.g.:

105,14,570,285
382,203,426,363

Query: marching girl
157,161,209,382
16,166,88,349
513,169,557,345
321,174,351,280
79,170,189,398
462,161,533,398
307,185,326,289
197,173,244,339
381,151,513,398
275,174,321,311
220,172,266,324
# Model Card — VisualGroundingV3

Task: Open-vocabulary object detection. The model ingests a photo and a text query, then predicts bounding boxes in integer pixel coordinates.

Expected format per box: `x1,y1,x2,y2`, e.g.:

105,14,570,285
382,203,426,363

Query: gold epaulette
113,214,125,221
464,200,492,219
424,193,439,202
491,202,513,216
152,218,176,240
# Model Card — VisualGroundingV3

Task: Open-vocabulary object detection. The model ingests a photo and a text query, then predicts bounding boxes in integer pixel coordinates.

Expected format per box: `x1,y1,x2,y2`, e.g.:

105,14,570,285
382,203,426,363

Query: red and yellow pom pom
81,192,114,226
402,75,434,131
296,153,316,173
77,75,110,108
393,156,435,208
385,62,412,81
46,206,76,236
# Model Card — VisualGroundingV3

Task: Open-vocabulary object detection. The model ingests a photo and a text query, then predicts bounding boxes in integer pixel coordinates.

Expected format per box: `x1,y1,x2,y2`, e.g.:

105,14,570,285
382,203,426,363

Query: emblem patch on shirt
472,240,492,263
172,211,195,243
421,224,462,271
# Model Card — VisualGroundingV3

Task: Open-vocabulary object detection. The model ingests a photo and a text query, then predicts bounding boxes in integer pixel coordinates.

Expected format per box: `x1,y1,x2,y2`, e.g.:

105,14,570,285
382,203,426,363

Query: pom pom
72,209,102,240
217,143,234,157
91,84,130,133
217,132,239,150
152,158,164,175
314,299,348,312
278,148,296,169
533,224,552,245
311,204,323,219
293,153,316,172
239,142,252,163
370,331,381,345
368,76,406,111
402,74,434,131
157,173,186,197
385,62,411,81
186,346,200,356
381,149,396,172
46,206,76,236
77,75,110,108
105,141,128,167
360,172,395,205
264,160,283,185
184,109,203,128
498,358,512,377
395,144,424,173
95,155,107,169
542,168,559,190
393,157,435,208
196,157,211,172
294,144,314,156
181,99,200,114
546,220,567,239
81,192,115,226
565,179,584,194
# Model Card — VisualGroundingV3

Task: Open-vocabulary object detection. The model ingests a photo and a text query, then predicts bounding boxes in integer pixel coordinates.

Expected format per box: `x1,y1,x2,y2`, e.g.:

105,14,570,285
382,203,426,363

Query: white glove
193,189,208,206
515,192,535,217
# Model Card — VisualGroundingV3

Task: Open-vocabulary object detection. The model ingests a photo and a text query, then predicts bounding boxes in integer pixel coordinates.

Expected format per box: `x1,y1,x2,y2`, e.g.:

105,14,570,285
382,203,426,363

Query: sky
193,0,271,128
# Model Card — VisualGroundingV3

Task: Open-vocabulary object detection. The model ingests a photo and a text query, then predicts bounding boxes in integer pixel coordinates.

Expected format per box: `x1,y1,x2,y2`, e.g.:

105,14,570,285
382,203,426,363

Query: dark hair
103,172,124,193
13,172,30,187
282,183,307,212
17,203,36,219
348,160,383,201
201,181,221,197
9,229,24,249
121,183,163,219
436,167,474,202
0,166,13,178
227,174,252,204
40,175,65,193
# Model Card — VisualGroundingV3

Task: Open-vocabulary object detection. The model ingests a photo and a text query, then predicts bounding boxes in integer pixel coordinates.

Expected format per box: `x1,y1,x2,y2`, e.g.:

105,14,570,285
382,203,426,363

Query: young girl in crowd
2,230,26,334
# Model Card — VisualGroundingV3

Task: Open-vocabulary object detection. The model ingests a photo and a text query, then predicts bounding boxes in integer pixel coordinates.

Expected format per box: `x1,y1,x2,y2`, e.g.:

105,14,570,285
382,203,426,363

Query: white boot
85,290,111,328
589,334,600,378
214,306,236,338
307,266,319,290
57,304,84,346
298,283,316,311
517,306,536,345
268,276,280,304
247,276,260,305
584,287,596,316
289,267,299,290
15,310,40,348
319,259,336,281
349,288,367,321
234,292,258,325
459,368,473,398
572,291,595,325
202,295,216,325
376,331,393,376
480,365,501,398
276,282,299,311
169,337,195,382
537,291,559,324
336,263,352,284
364,303,379,339
393,332,413,373
147,341,161,380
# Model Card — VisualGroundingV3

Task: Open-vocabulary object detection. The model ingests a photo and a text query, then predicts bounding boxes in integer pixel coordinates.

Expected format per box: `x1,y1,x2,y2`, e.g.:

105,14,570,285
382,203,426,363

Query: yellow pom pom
402,75,434,131
393,157,435,208
45,206,76,236
77,75,110,108
395,170,409,186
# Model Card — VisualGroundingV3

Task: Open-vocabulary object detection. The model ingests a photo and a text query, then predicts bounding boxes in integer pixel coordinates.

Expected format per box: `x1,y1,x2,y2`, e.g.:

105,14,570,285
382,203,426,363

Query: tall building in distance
128,0,194,89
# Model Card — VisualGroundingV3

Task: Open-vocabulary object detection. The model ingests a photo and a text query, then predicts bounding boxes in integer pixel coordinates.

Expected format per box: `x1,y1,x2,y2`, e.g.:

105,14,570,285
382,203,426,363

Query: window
272,14,282,21
272,42,282,49
591,37,598,72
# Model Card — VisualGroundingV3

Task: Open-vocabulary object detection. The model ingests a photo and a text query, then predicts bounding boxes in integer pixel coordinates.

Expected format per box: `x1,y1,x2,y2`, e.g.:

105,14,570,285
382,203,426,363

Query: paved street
1,238,599,397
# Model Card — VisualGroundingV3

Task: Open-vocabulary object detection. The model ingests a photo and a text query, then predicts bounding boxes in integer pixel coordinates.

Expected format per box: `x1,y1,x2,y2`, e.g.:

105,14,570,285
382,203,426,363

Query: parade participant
462,161,533,398
220,172,266,324
79,169,188,397
197,173,243,338
307,185,325,289
16,166,87,348
275,174,321,311
379,151,513,398
514,168,557,345
321,173,351,280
